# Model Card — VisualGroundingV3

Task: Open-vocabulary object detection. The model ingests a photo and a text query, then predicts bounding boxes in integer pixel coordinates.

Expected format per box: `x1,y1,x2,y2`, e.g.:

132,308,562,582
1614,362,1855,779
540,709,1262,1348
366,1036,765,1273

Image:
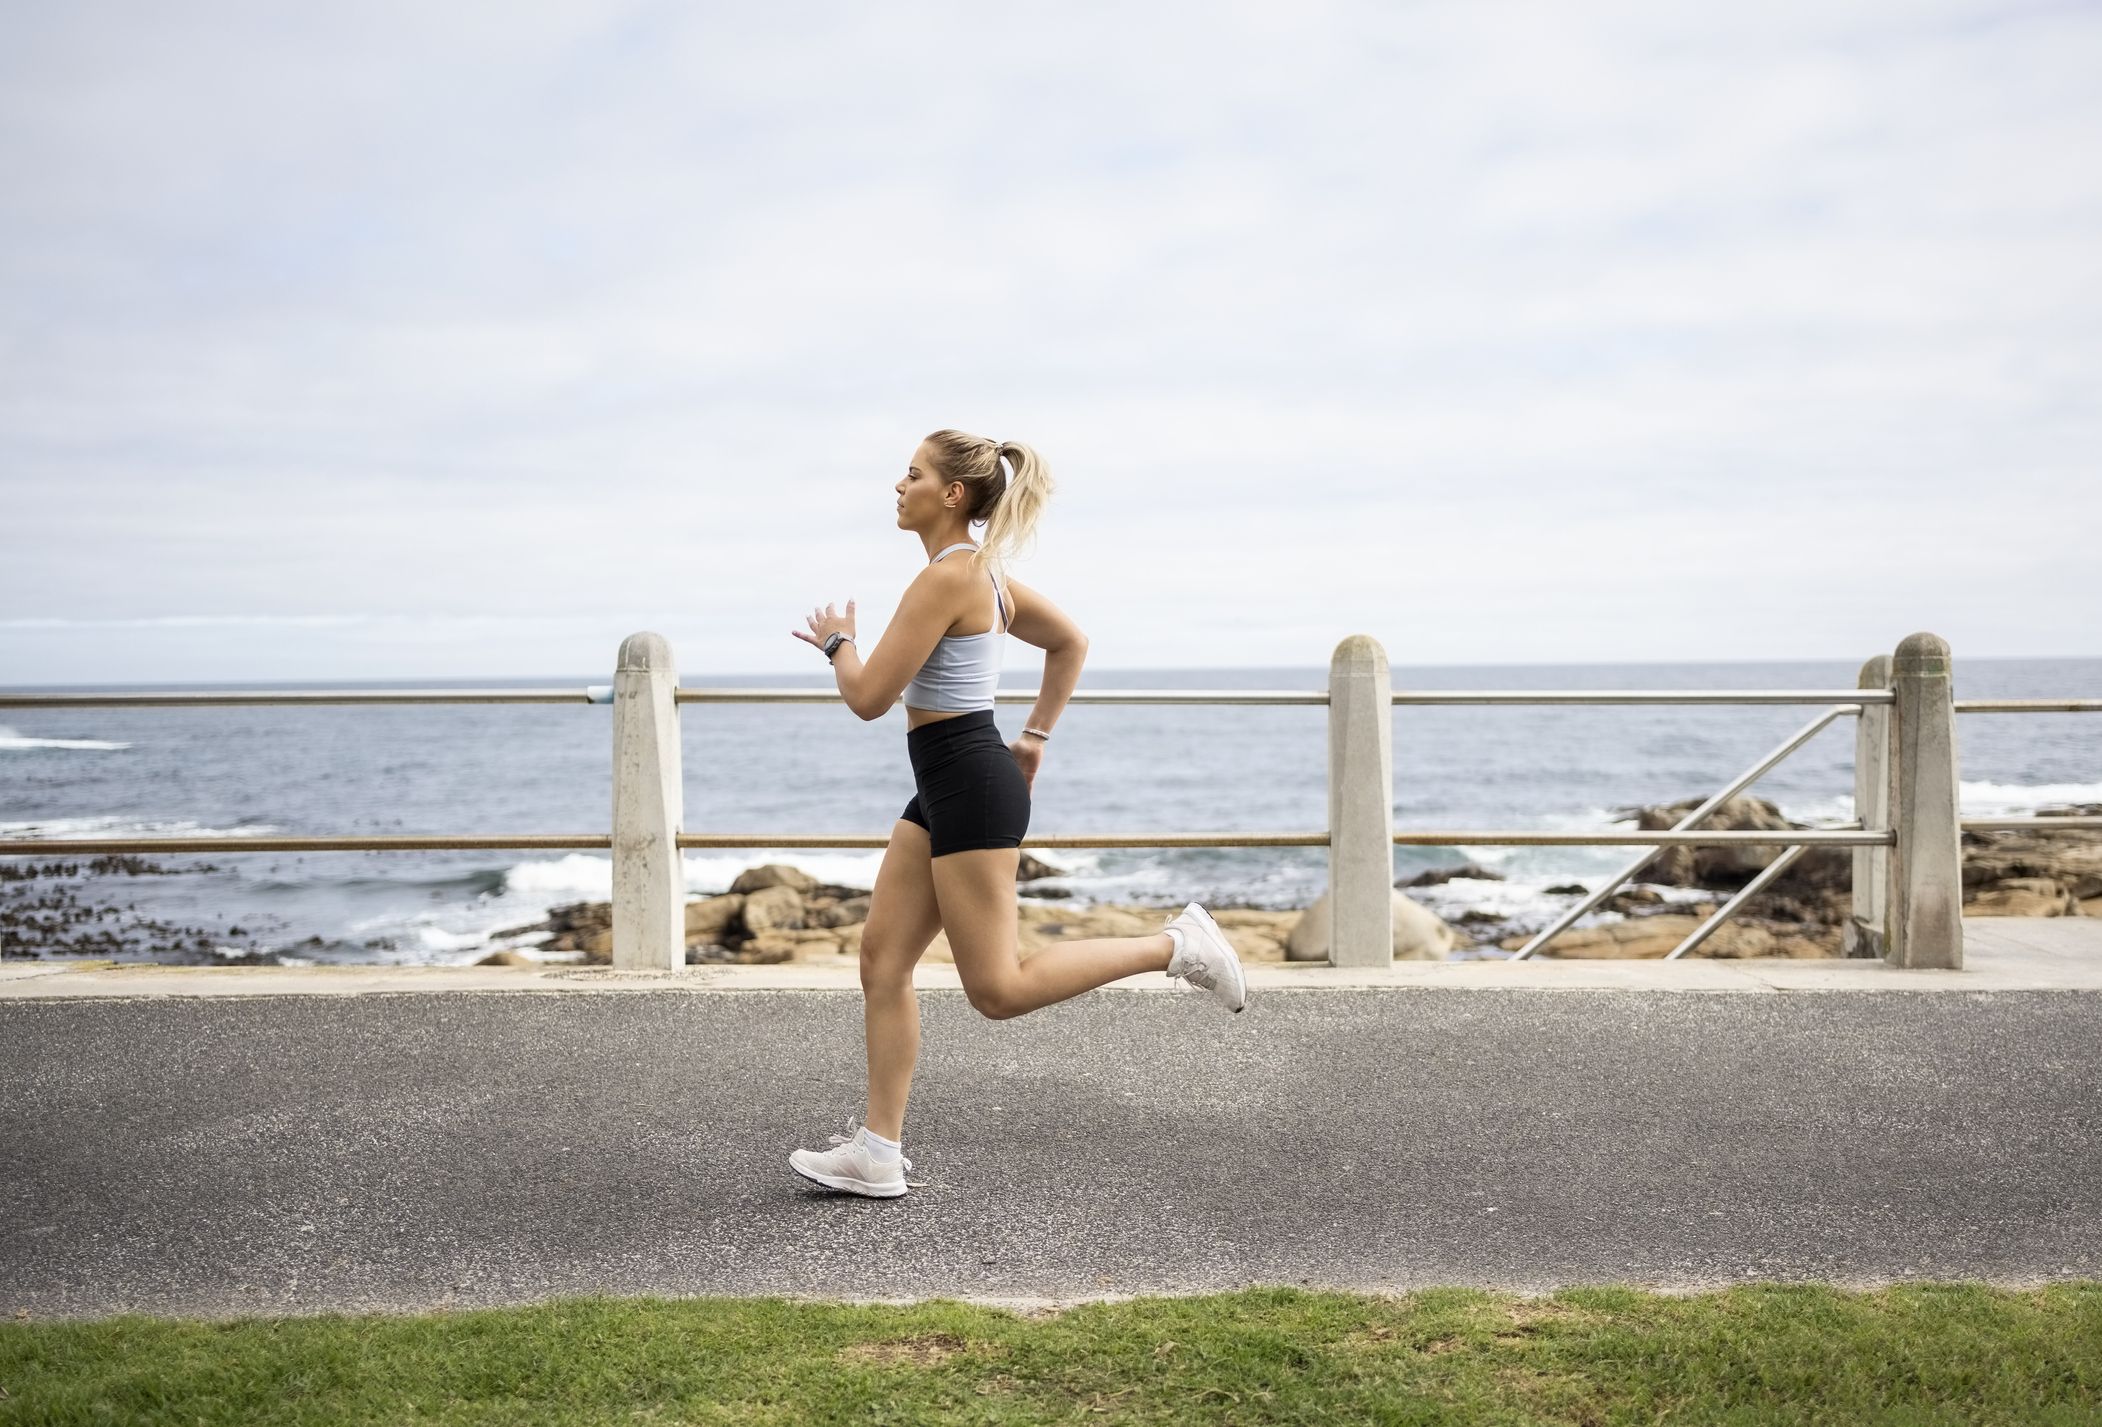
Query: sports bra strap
932,542,1006,633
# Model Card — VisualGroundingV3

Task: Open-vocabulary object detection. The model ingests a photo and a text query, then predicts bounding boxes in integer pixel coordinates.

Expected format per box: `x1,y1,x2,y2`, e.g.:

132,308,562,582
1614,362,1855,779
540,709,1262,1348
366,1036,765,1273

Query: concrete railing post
1327,635,1394,967
1843,652,1893,959
1886,632,1963,969
612,632,685,970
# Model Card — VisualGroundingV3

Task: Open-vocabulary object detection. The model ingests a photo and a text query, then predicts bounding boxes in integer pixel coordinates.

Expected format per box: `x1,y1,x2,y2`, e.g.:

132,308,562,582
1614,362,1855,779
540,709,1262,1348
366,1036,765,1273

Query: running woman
784,429,1247,1197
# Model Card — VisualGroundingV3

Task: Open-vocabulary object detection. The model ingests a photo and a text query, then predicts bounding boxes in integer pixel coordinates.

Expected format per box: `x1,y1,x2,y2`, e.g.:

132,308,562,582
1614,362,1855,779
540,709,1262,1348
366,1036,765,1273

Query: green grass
2,1282,2098,1425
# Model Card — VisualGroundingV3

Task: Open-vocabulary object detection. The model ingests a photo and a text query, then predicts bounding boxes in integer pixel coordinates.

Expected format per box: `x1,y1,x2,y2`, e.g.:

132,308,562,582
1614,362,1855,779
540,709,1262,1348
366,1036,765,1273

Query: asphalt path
4,986,2099,1320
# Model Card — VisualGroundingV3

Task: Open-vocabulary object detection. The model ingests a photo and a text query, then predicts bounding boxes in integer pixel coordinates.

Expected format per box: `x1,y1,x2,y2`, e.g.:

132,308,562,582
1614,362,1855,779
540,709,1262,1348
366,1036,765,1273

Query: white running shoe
1164,902,1248,1013
788,1123,914,1198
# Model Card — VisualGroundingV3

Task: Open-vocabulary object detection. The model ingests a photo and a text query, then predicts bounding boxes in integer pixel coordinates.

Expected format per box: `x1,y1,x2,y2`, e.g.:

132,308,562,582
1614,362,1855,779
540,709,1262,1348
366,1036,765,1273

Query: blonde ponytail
922,429,1054,581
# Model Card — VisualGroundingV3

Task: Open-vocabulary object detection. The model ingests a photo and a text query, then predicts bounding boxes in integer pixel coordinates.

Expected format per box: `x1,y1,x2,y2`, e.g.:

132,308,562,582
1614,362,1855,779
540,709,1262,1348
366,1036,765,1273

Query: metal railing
3,630,2094,970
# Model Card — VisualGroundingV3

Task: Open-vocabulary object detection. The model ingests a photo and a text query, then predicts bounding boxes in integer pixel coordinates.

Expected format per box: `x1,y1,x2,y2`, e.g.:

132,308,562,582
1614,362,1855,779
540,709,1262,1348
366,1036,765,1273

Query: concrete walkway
2,917,2099,1322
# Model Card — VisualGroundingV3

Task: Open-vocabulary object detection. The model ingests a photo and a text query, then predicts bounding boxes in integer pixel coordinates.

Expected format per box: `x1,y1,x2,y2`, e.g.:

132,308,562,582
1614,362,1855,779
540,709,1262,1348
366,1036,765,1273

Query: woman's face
894,443,957,528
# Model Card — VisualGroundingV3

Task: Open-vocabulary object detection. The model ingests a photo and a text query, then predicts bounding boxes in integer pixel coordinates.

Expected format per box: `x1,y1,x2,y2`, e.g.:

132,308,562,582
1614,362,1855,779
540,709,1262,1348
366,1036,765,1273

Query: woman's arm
1000,576,1088,738
821,567,955,721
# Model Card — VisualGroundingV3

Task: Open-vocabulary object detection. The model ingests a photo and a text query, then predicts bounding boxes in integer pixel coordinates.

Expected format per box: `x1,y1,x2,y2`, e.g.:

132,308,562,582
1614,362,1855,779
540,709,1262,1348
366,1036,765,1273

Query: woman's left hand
1009,736,1042,792
791,600,856,652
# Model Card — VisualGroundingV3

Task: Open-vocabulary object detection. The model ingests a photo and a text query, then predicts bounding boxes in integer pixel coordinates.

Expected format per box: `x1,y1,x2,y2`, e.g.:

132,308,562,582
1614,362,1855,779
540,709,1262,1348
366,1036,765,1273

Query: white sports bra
901,541,1008,712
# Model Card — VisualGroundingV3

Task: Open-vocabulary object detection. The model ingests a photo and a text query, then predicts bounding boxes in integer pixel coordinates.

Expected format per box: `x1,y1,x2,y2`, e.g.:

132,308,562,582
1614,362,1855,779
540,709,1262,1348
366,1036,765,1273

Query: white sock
1164,924,1186,970
860,1127,902,1162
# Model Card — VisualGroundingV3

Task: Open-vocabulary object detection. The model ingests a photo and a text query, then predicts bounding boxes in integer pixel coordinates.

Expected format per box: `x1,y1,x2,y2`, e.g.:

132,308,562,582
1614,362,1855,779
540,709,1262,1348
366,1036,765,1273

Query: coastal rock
1965,876,2080,917
549,900,612,927
691,933,797,964
1495,911,1833,959
1203,908,1294,962
684,894,744,939
0,854,258,962
1617,794,1850,892
528,900,617,959
1017,851,1066,883
1283,888,1460,962
1010,902,1288,961
1022,903,1160,939
1962,813,2102,911
729,864,818,895
1402,863,1506,888
809,895,872,928
862,904,1293,966
737,884,805,935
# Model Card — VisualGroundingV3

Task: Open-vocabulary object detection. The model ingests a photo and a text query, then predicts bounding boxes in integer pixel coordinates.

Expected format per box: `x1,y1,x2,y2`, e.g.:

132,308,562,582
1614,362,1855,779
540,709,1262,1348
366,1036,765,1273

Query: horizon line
3,650,2098,692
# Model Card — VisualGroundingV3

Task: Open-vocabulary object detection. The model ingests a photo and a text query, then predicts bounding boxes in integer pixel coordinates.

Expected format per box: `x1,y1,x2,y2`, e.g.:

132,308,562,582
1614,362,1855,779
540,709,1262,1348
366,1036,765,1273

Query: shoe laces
1165,918,1216,990
829,1125,913,1175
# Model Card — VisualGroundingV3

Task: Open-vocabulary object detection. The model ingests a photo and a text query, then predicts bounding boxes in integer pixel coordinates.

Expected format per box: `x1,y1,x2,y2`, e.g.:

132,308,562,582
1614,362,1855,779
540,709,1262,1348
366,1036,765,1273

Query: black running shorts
898,707,1032,857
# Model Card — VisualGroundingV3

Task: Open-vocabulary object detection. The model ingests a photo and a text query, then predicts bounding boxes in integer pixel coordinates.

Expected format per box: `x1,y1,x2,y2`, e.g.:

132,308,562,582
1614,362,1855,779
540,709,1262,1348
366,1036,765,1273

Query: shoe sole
789,1158,909,1197
1179,902,1248,1013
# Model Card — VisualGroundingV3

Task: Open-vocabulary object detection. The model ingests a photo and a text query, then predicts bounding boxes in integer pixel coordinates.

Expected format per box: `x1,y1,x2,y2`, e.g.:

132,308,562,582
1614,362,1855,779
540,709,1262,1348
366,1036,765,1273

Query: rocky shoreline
475,795,2102,969
6,796,2096,966
0,854,286,965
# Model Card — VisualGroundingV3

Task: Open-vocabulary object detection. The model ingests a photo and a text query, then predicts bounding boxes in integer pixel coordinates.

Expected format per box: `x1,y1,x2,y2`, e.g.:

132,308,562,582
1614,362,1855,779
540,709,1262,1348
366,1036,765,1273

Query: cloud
2,0,2098,681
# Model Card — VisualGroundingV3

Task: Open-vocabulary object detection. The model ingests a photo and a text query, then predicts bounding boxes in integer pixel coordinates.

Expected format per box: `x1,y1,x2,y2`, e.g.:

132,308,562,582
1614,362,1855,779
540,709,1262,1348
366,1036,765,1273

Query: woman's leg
858,818,946,1141
932,847,1175,1020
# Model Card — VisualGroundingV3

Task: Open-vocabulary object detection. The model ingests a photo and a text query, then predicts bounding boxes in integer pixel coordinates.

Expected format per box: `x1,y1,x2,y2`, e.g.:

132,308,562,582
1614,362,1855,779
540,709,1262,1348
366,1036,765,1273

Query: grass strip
2,1281,2098,1425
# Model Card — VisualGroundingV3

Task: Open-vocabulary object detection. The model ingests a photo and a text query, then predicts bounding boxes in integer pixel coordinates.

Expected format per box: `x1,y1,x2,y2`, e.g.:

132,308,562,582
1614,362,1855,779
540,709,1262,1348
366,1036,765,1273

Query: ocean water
2,657,2097,965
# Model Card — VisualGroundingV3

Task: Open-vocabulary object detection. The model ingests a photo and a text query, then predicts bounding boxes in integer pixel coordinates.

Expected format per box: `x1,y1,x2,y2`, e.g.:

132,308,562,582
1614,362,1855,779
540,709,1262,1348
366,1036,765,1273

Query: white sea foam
679,848,894,893
496,845,1043,905
1797,794,1861,823
1454,807,1629,867
1534,796,1864,830
1959,779,2102,815
1013,861,1180,906
314,905,542,966
0,815,282,841
410,922,498,953
499,852,615,901
0,724,131,751
1530,806,1635,829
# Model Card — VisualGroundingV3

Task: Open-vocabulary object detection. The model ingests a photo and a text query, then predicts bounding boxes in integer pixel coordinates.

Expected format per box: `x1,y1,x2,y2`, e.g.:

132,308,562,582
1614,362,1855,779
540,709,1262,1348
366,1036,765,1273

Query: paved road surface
4,982,2100,1320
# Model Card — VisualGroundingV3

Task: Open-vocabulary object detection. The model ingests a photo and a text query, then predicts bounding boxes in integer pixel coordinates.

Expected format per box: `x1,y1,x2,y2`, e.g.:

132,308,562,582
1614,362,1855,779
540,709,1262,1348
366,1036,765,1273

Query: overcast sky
3,0,2097,685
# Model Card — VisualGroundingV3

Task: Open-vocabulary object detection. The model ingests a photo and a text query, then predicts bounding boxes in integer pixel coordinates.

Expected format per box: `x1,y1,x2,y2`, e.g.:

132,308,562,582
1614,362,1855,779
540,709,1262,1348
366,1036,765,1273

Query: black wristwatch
822,631,853,661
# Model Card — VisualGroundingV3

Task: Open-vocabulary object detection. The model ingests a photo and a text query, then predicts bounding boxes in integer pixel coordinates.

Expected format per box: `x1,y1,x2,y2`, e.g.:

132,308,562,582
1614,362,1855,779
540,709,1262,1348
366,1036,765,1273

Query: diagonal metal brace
1663,839,1819,959
1512,704,1864,960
